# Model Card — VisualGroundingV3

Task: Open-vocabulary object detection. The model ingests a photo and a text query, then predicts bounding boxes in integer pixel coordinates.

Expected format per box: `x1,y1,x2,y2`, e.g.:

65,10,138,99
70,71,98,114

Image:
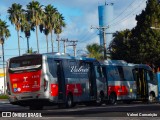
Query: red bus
6,53,107,110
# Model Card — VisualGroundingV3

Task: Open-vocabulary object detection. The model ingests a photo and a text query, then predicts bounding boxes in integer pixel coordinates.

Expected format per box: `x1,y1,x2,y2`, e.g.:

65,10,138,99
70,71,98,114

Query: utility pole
60,38,68,53
67,40,78,57
91,26,109,59
56,38,60,53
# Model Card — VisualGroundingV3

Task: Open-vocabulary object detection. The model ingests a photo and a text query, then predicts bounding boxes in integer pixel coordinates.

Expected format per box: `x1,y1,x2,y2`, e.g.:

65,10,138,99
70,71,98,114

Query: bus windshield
9,55,42,72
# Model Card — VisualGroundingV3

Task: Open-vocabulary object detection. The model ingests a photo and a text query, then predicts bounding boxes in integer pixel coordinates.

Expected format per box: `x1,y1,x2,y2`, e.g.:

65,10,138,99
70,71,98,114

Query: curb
0,99,9,104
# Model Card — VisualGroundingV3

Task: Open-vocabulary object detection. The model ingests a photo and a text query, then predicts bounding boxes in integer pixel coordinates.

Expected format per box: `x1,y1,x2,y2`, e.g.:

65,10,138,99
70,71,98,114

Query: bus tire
29,105,43,110
149,92,155,103
109,93,117,105
66,94,74,108
96,92,104,106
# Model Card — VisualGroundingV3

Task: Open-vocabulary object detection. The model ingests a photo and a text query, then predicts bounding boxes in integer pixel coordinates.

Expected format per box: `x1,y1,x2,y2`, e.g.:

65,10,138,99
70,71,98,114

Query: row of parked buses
6,52,158,110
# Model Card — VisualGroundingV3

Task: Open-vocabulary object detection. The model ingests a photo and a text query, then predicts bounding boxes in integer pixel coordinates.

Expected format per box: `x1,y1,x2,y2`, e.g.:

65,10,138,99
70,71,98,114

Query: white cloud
0,0,148,60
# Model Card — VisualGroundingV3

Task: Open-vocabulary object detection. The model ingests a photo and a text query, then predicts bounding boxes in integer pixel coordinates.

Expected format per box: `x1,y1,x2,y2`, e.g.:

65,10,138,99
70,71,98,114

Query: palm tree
86,43,103,60
26,1,43,53
40,5,57,52
0,19,10,94
39,23,49,52
21,12,34,53
43,4,57,52
54,12,66,52
7,3,24,56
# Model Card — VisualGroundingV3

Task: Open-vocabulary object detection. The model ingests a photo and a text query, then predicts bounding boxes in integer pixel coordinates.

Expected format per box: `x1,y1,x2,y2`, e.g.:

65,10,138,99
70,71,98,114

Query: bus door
134,68,148,99
87,62,97,100
102,66,108,99
55,60,66,103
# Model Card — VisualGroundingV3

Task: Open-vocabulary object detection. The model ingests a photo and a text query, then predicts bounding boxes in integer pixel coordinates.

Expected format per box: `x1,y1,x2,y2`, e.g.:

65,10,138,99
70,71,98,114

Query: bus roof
100,60,135,66
134,64,152,71
8,52,96,62
43,52,96,61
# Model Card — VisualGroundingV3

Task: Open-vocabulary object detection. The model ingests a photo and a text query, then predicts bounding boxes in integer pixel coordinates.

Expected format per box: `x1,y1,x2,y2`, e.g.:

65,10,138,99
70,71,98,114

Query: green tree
131,0,160,64
0,19,10,95
109,29,132,62
21,12,34,53
27,1,43,53
44,5,57,52
86,43,103,60
109,0,160,66
40,4,57,52
7,3,24,56
0,19,10,39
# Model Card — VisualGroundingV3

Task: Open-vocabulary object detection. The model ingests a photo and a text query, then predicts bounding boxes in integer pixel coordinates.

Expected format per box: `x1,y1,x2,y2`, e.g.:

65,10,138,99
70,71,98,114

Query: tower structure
98,3,114,48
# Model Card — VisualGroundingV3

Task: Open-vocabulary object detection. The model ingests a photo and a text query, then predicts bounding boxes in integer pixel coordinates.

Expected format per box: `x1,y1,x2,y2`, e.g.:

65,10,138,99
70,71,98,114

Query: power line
109,0,146,27
67,40,78,57
107,0,138,25
91,26,109,59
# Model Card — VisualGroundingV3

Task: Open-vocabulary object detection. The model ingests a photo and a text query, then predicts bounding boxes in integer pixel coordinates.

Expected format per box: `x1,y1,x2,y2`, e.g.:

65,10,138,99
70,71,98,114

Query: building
98,3,114,48
0,68,5,94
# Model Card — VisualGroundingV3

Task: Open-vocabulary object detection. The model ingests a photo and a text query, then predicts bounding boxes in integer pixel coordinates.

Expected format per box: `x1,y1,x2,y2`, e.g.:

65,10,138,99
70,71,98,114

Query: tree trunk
46,35,48,53
17,30,20,56
36,25,39,53
51,30,54,52
2,43,6,94
57,34,60,52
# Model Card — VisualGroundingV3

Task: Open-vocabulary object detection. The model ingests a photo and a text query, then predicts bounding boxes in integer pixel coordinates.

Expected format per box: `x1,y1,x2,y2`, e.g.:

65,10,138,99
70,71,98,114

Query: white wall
0,77,4,94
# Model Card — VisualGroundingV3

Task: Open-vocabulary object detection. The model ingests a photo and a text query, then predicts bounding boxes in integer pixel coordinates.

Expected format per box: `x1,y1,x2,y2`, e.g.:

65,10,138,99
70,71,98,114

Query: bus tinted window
146,70,154,81
95,66,104,78
47,58,57,77
123,66,134,81
9,55,42,73
117,66,124,80
107,65,120,81
10,55,42,68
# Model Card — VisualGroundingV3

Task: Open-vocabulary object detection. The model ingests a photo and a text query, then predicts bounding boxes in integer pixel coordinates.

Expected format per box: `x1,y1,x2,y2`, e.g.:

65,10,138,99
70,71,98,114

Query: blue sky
0,0,147,64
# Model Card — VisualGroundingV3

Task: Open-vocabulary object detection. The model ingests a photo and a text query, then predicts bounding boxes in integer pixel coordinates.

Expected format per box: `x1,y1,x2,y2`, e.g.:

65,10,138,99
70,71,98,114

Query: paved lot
0,100,160,120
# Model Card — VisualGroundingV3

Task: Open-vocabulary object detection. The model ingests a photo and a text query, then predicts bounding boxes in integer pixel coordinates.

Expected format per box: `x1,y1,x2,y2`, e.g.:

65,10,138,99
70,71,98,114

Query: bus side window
123,66,134,81
117,66,124,80
146,70,153,81
95,66,104,78
102,67,106,77
107,65,119,81
47,58,57,77
132,69,138,81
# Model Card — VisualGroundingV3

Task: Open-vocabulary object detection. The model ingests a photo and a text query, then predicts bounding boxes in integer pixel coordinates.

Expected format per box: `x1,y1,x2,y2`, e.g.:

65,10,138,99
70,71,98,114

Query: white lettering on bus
70,66,89,73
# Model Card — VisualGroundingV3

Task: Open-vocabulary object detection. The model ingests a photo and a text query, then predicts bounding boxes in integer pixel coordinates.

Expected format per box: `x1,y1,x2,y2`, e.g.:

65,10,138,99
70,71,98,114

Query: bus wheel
96,93,104,106
29,105,43,110
109,93,117,105
149,93,155,103
66,94,74,108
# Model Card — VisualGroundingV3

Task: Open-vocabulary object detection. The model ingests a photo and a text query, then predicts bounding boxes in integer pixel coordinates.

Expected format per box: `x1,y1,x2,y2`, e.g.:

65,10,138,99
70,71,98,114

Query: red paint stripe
66,84,83,96
50,83,83,97
108,85,128,96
